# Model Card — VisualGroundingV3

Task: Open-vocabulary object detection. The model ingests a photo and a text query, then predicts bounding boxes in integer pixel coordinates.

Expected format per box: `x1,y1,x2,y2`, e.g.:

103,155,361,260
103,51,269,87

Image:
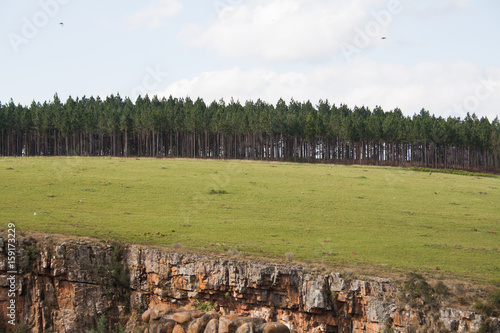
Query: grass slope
1,157,499,281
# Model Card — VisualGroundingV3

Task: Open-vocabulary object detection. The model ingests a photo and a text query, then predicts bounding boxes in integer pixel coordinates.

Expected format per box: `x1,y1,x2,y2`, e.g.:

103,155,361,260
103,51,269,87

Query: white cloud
180,0,396,62
159,60,500,120
405,0,471,17
127,0,182,30
162,67,308,103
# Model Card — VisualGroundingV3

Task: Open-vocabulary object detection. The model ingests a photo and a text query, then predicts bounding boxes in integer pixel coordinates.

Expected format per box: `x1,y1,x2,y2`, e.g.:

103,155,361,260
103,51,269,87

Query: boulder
142,309,152,323
161,320,177,333
172,324,186,333
151,304,171,320
235,322,255,333
219,316,266,333
187,312,221,333
173,311,193,325
149,319,165,333
203,318,219,333
261,322,290,333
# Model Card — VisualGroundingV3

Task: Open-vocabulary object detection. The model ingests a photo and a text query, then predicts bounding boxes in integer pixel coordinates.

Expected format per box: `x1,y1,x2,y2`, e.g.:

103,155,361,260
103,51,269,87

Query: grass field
1,157,499,282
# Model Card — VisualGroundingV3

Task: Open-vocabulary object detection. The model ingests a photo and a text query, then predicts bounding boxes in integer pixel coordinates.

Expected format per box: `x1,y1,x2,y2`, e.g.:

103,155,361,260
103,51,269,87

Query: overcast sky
1,0,499,120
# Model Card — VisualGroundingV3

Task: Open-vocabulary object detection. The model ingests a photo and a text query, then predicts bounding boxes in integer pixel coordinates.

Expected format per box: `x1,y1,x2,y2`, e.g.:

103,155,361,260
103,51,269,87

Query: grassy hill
1,157,499,282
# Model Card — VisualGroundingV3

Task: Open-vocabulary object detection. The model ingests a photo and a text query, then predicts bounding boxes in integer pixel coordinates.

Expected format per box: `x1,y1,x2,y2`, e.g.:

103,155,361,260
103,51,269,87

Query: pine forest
1,94,499,173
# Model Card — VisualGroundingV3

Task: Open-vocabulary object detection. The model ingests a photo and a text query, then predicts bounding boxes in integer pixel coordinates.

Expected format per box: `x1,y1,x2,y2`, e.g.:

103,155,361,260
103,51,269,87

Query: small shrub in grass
227,247,240,257
171,242,183,249
454,283,465,294
403,273,434,307
489,289,500,308
434,281,450,296
285,252,294,261
208,189,228,195
474,300,493,315
473,289,500,316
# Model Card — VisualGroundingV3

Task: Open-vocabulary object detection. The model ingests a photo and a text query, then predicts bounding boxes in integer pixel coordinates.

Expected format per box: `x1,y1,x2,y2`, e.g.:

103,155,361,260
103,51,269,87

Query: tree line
1,94,499,172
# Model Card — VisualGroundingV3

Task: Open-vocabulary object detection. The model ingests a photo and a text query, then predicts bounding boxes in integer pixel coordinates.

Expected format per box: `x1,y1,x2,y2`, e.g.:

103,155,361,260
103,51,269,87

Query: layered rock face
0,237,498,333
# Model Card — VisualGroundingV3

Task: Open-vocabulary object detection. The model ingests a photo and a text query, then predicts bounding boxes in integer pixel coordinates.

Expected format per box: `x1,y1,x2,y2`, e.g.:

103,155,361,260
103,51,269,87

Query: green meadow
1,157,499,281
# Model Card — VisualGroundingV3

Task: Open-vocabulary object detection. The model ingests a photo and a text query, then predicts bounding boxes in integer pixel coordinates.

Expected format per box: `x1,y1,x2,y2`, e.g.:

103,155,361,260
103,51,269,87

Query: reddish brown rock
187,312,220,333
172,324,186,333
261,322,290,333
173,311,193,325
151,304,171,320
142,309,152,323
219,316,267,333
203,318,219,333
0,236,494,333
161,320,177,333
235,322,255,333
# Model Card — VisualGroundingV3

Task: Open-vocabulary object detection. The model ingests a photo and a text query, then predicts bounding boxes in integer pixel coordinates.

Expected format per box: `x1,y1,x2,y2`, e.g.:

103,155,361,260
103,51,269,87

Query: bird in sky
59,22,64,26
381,36,386,40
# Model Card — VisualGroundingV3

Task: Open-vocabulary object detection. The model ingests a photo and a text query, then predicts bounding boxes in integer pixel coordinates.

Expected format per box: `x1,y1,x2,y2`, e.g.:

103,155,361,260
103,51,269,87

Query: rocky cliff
0,237,498,333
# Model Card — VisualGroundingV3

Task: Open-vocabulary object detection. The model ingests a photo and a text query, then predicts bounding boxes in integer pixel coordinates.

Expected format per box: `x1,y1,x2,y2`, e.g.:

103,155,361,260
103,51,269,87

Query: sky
1,0,499,120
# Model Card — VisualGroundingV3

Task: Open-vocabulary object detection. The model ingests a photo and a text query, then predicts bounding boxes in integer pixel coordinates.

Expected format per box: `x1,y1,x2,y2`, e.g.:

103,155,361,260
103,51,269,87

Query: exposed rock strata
0,237,497,332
